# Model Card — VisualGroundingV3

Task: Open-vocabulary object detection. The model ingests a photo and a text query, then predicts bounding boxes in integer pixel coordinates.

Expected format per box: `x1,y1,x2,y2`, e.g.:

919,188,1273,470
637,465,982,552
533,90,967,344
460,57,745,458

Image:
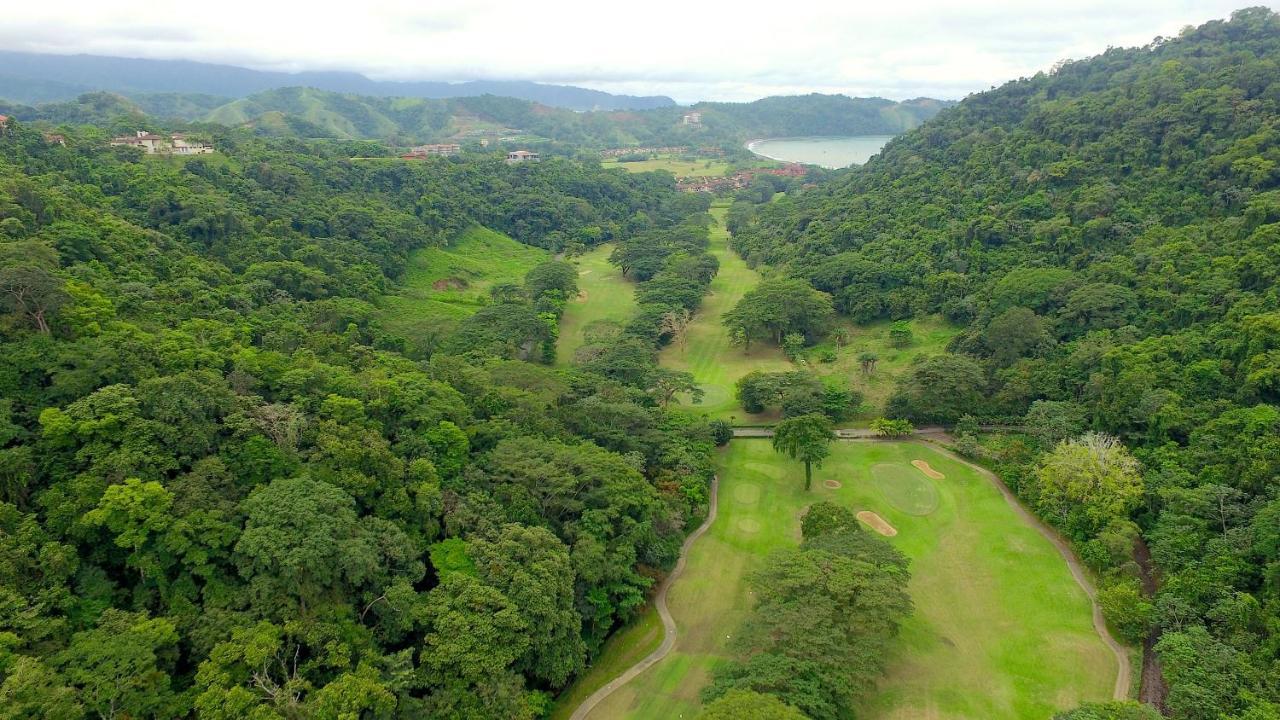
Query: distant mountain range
0,87,954,149
0,51,676,111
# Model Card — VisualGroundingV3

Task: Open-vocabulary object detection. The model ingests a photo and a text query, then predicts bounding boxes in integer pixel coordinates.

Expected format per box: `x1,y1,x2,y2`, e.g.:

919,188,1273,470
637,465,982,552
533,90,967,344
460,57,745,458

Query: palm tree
772,413,835,490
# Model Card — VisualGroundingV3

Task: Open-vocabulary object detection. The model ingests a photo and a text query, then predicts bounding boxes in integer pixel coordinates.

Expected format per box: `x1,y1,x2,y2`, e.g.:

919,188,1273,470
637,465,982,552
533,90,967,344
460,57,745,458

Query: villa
110,131,214,155
506,150,540,163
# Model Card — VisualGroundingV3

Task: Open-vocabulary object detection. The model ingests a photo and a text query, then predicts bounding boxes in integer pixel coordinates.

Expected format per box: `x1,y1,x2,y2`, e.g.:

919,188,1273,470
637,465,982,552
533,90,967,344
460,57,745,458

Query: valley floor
554,198,1124,720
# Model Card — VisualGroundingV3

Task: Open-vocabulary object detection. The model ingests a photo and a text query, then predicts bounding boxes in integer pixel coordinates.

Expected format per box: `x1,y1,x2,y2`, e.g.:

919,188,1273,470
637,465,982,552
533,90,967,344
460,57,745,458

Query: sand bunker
579,269,593,275
912,460,945,479
823,479,842,489
857,511,898,537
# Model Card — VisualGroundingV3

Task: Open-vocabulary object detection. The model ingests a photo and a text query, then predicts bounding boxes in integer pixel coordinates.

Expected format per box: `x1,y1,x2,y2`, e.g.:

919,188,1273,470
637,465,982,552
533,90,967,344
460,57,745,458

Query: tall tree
771,414,834,490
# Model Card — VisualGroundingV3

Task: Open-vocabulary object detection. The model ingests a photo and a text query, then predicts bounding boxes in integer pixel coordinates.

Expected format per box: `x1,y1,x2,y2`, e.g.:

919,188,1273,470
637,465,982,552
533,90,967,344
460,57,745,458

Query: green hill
3,84,953,148
192,89,953,146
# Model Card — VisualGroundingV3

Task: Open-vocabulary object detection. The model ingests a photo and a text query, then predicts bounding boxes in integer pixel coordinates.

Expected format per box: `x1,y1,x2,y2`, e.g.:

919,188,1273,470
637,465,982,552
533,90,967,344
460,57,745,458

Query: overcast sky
0,1,1263,102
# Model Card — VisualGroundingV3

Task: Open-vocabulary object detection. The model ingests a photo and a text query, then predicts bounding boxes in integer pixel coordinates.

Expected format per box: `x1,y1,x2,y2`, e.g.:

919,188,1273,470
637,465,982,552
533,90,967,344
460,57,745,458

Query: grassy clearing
377,226,546,349
660,203,790,421
583,439,1118,720
806,316,962,414
556,243,637,365
602,157,733,177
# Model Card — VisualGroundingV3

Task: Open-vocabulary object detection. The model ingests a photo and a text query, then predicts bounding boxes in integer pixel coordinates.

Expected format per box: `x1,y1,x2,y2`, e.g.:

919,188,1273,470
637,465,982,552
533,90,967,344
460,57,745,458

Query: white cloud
0,0,1262,102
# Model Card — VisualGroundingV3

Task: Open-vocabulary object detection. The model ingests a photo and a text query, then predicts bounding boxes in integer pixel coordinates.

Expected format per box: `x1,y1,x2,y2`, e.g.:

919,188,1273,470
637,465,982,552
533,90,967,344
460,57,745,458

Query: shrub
888,320,913,348
709,419,734,446
870,417,914,437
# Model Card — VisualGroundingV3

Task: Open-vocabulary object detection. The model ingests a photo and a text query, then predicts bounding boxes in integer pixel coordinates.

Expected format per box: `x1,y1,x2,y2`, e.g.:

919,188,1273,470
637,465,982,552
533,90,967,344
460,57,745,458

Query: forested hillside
730,8,1280,718
2,89,951,149
0,119,725,717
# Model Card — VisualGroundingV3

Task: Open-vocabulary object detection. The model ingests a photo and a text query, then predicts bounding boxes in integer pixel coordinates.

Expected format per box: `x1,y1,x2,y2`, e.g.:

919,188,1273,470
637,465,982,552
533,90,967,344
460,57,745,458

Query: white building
506,150,540,163
404,143,461,158
110,131,213,155
681,112,702,125
170,134,215,155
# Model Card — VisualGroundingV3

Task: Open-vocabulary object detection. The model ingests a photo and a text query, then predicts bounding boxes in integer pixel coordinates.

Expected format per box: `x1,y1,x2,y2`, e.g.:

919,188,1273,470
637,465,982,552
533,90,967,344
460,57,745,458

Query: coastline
744,134,895,169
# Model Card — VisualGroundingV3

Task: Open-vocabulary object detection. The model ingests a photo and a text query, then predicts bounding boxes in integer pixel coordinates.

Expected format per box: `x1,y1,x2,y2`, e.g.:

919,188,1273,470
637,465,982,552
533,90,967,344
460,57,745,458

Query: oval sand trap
871,463,940,516
912,459,945,479
824,479,842,489
857,511,898,537
733,483,761,505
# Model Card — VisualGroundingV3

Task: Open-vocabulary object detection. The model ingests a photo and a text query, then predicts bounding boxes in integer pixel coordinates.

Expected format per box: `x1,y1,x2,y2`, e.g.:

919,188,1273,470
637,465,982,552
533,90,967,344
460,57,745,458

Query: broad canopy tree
771,413,834,491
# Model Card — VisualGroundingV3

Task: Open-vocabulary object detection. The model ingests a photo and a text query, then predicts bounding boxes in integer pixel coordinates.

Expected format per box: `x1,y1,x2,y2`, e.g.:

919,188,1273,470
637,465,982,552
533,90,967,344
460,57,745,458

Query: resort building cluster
110,131,214,155
677,164,808,192
402,143,461,159
599,146,689,158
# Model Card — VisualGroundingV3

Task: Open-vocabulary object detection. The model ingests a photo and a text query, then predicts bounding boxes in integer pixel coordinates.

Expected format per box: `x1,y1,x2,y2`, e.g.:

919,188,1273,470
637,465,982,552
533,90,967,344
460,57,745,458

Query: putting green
871,462,941,515
578,440,1118,720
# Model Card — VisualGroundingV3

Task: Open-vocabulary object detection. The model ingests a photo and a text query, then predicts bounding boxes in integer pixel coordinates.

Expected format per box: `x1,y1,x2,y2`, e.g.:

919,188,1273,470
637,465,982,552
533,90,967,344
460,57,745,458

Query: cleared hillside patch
808,315,962,415
378,225,547,354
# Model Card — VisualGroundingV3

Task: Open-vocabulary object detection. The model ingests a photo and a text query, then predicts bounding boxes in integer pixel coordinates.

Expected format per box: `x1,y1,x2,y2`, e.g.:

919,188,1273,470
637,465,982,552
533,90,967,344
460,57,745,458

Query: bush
952,432,981,458
1097,578,1154,644
888,320,913,348
870,417,914,437
710,419,734,446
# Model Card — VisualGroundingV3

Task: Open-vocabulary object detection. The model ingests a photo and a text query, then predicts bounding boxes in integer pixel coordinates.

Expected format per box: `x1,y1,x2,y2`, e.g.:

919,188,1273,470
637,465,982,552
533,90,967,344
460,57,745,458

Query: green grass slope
378,226,547,353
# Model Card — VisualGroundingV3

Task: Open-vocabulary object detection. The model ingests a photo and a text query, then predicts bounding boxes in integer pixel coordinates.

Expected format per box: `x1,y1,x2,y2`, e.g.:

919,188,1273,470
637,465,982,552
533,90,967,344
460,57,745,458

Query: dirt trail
917,440,1132,701
1134,538,1169,712
569,475,720,720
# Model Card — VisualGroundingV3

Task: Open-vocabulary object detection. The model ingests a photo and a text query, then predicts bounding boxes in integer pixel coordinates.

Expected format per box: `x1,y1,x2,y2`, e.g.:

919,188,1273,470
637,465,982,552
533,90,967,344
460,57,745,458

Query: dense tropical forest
4,5,1280,720
0,89,949,149
0,120,743,717
727,8,1280,719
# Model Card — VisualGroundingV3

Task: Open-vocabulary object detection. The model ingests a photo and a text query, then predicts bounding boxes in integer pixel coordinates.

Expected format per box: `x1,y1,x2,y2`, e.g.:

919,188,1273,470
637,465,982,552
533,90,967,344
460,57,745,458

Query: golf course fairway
581,439,1119,719
658,202,789,421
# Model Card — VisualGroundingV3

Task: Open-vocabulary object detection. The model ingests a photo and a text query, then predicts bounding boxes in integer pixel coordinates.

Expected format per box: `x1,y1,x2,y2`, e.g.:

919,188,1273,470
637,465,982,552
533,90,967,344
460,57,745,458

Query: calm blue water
746,135,894,169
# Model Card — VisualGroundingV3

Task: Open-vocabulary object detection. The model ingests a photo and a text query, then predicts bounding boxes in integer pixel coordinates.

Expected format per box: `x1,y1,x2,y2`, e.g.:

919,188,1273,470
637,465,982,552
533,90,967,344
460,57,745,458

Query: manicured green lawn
660,203,791,421
582,440,1118,720
377,226,546,352
556,243,637,365
602,157,732,177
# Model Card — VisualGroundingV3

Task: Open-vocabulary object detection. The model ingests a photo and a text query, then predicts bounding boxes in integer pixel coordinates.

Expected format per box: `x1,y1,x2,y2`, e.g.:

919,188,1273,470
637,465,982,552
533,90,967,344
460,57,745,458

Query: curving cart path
918,440,1131,700
569,475,720,720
